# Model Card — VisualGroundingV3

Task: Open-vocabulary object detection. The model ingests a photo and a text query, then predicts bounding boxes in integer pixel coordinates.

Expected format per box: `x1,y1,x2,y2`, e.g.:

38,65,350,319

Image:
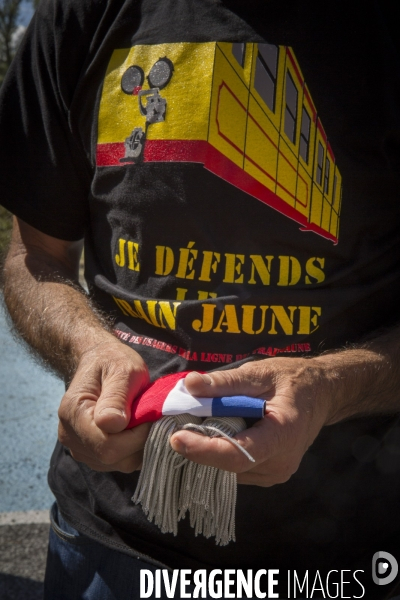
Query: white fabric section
162,378,213,417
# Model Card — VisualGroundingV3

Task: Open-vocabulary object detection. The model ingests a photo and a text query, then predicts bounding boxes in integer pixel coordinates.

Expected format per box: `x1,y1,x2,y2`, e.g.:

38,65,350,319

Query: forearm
2,224,115,382
1,218,150,473
314,330,400,424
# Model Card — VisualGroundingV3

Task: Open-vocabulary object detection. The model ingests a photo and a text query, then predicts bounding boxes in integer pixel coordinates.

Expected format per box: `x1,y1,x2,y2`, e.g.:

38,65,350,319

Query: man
1,0,400,598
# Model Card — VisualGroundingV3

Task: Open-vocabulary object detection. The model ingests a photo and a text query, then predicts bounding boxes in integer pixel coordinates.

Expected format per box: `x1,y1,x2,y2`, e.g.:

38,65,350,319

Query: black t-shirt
1,0,400,597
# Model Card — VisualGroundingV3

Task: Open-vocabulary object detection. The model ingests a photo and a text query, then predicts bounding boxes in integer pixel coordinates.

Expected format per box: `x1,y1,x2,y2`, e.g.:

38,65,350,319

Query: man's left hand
170,358,333,487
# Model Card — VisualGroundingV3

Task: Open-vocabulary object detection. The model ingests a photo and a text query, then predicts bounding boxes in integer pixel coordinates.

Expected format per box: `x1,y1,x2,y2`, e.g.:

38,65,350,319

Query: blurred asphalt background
0,307,64,599
0,4,57,597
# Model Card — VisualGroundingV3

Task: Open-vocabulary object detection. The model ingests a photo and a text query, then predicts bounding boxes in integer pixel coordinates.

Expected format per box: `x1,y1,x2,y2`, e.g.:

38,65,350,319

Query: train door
208,42,252,170
276,49,305,213
310,122,328,229
296,85,316,222
244,42,284,195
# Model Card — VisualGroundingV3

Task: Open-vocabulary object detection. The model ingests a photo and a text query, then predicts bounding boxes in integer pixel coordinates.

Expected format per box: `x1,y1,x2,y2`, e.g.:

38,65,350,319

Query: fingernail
99,408,126,418
170,437,186,454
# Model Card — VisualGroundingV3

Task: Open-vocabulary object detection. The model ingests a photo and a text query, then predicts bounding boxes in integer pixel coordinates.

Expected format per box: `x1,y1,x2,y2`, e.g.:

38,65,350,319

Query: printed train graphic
97,42,343,243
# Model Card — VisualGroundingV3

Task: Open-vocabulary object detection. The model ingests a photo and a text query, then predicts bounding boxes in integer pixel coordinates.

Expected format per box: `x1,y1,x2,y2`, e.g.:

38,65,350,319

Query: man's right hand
3,217,151,474
58,337,151,473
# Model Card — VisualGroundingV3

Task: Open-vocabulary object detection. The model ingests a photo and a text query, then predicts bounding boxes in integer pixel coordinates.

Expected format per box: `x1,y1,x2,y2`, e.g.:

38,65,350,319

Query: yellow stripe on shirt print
97,42,343,244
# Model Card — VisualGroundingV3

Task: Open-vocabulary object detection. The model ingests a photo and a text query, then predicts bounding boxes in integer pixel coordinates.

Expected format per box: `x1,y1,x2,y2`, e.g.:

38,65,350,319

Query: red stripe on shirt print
96,139,337,243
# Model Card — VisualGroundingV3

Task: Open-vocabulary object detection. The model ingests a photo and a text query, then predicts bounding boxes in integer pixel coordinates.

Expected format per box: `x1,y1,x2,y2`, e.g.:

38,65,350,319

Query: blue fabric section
212,396,265,418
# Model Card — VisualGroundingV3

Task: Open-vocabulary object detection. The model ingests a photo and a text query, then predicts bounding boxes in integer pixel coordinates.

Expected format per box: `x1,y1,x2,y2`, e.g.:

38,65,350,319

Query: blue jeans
45,503,307,600
45,503,185,599
45,503,264,600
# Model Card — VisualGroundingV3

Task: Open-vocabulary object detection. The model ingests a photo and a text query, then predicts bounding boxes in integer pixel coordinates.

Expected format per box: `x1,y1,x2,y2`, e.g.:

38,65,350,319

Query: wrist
312,348,389,425
66,327,122,382
67,327,149,387
73,327,118,357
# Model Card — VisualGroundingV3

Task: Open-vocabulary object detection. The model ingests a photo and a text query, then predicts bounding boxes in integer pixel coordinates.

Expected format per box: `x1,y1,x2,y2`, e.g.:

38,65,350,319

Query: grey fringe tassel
132,415,250,546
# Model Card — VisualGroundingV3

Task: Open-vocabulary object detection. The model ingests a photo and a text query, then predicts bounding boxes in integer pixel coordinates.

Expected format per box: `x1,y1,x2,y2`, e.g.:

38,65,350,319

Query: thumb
94,369,144,434
184,365,269,399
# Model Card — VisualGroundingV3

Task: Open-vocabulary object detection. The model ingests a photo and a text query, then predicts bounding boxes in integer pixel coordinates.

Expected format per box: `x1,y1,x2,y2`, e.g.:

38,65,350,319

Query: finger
59,410,152,465
171,431,249,472
184,364,274,399
170,419,278,473
94,363,148,433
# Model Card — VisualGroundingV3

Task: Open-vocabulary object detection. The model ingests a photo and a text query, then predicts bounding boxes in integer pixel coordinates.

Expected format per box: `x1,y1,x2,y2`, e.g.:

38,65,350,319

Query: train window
324,157,330,193
299,107,311,163
254,43,278,112
232,43,246,67
332,174,338,202
284,72,298,144
316,142,324,186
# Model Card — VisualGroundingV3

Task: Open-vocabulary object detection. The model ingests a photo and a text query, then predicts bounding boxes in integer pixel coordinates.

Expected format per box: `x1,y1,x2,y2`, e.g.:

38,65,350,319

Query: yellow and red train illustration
97,41,343,243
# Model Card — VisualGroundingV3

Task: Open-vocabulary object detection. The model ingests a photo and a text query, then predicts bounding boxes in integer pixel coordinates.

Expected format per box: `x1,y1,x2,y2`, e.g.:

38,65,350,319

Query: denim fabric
44,503,265,600
44,503,181,600
44,503,314,600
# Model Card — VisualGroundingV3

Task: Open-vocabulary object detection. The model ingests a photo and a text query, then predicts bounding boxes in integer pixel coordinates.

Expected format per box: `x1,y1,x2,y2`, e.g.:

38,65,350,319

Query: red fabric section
127,371,191,428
